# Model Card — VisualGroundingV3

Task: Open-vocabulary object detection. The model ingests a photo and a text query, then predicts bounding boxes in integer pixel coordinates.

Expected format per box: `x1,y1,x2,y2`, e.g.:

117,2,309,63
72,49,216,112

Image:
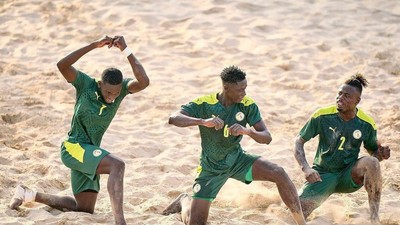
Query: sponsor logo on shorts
353,130,362,139
193,183,201,193
93,149,102,157
235,112,245,121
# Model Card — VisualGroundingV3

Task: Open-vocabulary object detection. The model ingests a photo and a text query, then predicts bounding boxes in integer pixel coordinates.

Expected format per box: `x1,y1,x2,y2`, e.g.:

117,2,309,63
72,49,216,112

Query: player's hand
202,115,224,130
378,145,390,160
95,36,115,48
228,123,249,136
112,36,128,51
303,168,322,183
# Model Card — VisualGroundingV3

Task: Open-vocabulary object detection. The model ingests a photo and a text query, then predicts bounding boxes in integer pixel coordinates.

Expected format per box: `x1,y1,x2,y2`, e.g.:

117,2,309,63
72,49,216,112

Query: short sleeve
181,101,201,118
246,103,262,127
363,126,378,155
299,116,320,141
71,71,94,95
120,78,133,97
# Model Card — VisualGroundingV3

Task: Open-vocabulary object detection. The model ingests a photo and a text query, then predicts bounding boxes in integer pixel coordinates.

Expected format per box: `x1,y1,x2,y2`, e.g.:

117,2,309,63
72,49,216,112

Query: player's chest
207,105,247,125
76,91,117,117
322,119,365,147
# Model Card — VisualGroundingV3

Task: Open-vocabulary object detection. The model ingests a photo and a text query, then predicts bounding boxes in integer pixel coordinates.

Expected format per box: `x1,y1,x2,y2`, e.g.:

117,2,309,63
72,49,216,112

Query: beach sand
0,0,399,224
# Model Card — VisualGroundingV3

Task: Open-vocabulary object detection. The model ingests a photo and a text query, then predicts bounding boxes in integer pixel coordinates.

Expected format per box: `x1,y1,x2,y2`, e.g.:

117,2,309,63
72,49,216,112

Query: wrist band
122,47,133,57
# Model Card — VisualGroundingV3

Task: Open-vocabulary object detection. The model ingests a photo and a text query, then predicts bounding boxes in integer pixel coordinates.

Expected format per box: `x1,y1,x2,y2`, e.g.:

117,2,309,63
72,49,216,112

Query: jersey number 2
338,136,346,150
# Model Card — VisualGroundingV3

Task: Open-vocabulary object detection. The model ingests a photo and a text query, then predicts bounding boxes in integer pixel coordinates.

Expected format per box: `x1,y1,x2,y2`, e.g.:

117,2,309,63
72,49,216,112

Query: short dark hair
220,65,246,83
101,68,123,85
345,73,368,94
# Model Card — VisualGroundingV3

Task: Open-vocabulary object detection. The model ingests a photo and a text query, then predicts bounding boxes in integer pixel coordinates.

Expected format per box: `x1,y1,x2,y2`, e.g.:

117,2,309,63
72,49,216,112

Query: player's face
99,81,122,103
336,84,360,112
225,79,247,103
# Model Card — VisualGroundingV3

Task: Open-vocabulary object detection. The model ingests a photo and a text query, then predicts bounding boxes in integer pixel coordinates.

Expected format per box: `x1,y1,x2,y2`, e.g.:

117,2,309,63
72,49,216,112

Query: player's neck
217,92,234,107
338,108,357,121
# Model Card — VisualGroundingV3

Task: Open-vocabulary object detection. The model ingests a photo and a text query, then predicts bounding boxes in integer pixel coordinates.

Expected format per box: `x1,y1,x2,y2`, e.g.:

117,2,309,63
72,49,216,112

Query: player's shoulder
356,108,377,130
72,70,96,88
311,105,338,119
191,93,219,105
240,95,256,107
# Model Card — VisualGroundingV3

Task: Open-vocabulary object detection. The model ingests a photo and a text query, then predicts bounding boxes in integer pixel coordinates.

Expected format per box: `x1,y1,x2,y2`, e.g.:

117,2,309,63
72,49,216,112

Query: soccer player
9,35,149,225
294,73,391,223
162,66,306,225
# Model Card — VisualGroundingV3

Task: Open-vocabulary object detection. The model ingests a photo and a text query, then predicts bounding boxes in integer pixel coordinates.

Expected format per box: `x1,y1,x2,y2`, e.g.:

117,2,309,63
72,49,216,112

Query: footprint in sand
1,113,29,124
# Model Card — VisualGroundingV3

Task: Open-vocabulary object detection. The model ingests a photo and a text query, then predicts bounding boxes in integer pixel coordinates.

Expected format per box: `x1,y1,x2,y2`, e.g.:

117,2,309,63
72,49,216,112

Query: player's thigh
189,198,212,225
252,157,286,182
74,190,98,214
96,153,125,174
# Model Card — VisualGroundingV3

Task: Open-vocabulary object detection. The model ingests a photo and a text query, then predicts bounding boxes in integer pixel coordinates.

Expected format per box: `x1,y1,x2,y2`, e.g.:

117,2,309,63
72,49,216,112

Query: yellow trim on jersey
311,105,377,130
192,93,255,106
357,108,377,130
240,96,255,106
312,105,338,118
192,93,219,105
64,141,85,163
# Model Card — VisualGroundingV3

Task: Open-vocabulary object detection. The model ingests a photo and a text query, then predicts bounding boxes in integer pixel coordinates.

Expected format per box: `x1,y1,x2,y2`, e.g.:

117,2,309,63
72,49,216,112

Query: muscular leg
188,198,211,225
10,186,98,214
252,158,306,225
96,154,126,225
35,192,77,212
10,154,125,224
299,199,318,219
10,184,78,212
351,156,382,223
37,190,98,213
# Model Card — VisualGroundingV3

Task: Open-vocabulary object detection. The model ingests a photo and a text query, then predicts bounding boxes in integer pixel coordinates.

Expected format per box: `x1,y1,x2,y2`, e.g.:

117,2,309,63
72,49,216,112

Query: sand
0,0,399,224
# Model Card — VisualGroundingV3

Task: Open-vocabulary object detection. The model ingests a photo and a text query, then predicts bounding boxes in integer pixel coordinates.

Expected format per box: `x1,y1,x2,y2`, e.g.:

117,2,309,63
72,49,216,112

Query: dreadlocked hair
102,68,123,85
220,65,246,83
345,73,368,94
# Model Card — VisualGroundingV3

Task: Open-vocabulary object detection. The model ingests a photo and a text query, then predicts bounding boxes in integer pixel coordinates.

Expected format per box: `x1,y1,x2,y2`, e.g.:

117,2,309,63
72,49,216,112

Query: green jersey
299,105,378,172
182,93,262,172
67,71,132,146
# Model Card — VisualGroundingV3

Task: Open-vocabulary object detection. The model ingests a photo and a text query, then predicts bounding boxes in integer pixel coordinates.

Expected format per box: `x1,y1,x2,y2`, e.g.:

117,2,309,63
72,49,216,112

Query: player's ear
356,97,361,105
223,83,229,91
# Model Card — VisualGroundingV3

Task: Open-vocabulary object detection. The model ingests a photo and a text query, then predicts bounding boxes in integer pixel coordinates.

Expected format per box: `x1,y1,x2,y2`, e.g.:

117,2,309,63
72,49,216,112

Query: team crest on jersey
235,112,245,121
93,149,102,157
193,183,201,193
353,130,362,139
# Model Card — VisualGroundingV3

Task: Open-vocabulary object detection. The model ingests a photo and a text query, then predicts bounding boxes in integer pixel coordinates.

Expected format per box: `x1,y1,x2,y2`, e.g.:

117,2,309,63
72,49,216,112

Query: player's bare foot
162,193,190,215
9,185,36,209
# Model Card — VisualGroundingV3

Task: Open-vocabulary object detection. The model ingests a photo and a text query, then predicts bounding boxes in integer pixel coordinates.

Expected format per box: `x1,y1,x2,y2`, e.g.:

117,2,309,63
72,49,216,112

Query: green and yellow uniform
61,71,132,194
182,93,262,201
298,105,378,205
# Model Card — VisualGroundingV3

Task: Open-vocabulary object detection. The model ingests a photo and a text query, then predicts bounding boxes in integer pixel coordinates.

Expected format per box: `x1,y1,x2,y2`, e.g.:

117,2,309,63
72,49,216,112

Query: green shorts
192,152,260,202
61,141,109,194
299,161,362,206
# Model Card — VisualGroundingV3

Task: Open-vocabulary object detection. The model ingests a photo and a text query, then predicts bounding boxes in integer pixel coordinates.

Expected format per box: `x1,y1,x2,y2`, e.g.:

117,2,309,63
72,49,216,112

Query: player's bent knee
273,166,287,178
365,156,380,170
110,157,125,172
268,165,288,183
115,159,125,170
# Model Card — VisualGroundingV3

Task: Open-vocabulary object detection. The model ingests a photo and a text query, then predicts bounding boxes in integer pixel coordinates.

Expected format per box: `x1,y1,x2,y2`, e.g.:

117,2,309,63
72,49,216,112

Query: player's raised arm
112,36,149,94
57,36,115,83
